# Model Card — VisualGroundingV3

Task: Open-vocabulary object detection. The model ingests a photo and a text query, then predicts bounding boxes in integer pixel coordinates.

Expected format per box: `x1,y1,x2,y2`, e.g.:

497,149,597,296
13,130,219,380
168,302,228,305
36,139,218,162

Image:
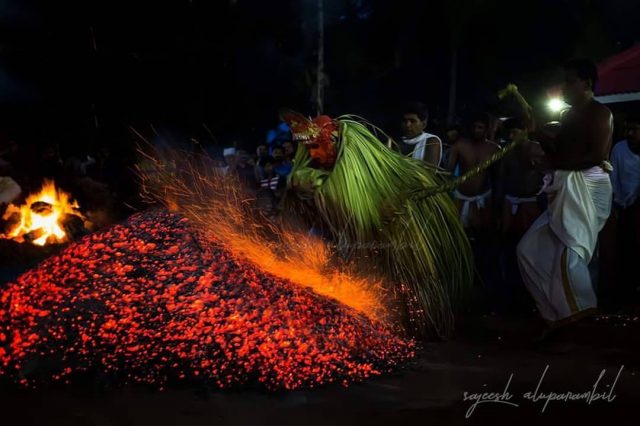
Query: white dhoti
517,165,612,325
505,194,538,215
453,189,492,228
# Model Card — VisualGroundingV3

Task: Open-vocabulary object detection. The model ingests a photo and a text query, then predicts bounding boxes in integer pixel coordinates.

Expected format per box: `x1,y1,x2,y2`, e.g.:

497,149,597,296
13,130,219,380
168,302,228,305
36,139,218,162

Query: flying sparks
136,148,389,322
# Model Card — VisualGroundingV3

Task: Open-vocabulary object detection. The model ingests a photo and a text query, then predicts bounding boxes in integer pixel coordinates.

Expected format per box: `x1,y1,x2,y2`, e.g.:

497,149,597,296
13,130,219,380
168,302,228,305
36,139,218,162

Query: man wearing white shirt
610,115,640,210
398,102,442,167
600,115,640,308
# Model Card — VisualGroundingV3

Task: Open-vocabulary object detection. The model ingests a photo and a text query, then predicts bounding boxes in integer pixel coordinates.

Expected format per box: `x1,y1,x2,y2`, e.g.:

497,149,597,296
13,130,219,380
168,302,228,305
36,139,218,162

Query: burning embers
1,180,87,246
0,210,414,390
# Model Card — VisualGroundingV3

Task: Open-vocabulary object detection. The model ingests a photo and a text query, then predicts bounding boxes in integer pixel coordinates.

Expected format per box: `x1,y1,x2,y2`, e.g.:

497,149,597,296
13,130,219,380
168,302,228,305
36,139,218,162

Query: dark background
0,0,639,155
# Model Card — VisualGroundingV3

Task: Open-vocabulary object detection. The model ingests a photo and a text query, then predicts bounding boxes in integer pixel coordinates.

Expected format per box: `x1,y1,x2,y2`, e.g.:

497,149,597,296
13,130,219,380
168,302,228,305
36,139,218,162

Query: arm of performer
499,84,535,132
499,84,611,171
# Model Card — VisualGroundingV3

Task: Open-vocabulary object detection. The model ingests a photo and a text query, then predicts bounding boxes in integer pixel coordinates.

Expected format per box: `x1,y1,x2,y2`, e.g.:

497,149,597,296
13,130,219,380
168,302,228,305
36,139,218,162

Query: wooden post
316,0,325,115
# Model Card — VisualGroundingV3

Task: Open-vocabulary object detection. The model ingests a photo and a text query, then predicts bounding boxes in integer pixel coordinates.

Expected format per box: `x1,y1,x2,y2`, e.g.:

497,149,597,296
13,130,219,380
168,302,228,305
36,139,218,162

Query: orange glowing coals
0,210,414,390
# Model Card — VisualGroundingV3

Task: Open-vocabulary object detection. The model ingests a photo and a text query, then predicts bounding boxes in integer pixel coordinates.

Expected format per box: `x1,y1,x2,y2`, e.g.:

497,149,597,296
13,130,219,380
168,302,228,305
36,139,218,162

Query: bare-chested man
496,118,545,236
517,58,613,333
447,113,500,232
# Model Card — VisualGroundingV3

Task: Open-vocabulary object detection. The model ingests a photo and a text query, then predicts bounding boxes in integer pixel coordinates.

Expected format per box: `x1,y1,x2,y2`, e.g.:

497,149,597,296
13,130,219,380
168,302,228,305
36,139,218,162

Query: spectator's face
224,155,236,167
446,129,459,144
401,113,426,138
257,145,268,157
264,163,274,175
472,121,487,140
282,141,295,157
272,148,284,160
508,128,524,142
236,151,249,166
627,122,640,144
562,70,590,106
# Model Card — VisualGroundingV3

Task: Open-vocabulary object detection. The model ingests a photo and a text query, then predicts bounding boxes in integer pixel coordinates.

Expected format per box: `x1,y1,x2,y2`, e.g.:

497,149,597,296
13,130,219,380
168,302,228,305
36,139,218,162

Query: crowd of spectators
1,104,639,315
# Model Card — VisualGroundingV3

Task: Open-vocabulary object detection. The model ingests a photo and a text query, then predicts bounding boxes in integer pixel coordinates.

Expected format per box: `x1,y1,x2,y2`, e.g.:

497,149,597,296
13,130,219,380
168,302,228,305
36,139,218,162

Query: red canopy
595,44,640,97
546,45,640,103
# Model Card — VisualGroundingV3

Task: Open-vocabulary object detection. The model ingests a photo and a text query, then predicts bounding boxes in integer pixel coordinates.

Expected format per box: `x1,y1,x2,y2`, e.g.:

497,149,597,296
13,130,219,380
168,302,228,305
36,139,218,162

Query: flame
2,180,85,246
137,150,389,323
210,202,386,321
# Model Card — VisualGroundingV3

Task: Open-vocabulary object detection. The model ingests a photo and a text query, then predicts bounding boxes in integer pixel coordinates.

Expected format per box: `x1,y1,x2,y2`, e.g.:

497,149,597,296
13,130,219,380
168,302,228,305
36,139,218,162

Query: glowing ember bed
0,210,414,390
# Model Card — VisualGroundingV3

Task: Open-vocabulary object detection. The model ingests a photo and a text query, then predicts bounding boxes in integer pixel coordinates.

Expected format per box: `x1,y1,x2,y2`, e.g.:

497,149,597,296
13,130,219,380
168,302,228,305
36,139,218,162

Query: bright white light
548,98,567,112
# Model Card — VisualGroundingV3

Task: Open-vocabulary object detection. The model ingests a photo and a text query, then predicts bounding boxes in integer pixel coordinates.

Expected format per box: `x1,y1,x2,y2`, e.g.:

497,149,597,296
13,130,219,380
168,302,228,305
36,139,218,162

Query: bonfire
1,180,87,246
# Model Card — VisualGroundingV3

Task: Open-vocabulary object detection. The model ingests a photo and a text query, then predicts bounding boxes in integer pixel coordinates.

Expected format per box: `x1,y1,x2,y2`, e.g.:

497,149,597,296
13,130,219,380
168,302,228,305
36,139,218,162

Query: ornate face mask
281,111,338,170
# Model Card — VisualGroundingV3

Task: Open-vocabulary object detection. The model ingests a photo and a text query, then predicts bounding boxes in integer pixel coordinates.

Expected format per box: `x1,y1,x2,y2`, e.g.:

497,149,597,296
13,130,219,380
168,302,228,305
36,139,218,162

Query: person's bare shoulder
590,100,613,121
525,140,545,156
479,140,500,159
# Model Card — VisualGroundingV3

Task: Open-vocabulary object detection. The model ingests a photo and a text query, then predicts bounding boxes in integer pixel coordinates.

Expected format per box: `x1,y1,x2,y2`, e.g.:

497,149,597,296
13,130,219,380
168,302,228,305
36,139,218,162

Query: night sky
0,0,639,155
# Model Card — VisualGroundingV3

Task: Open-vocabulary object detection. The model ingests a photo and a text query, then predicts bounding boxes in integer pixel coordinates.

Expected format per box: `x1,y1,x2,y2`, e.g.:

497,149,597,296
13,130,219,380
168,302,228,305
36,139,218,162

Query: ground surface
1,311,638,426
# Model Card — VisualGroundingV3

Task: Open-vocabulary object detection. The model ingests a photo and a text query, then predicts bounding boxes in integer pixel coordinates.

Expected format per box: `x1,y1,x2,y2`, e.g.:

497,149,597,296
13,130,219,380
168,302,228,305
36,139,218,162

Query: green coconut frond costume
282,113,474,338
